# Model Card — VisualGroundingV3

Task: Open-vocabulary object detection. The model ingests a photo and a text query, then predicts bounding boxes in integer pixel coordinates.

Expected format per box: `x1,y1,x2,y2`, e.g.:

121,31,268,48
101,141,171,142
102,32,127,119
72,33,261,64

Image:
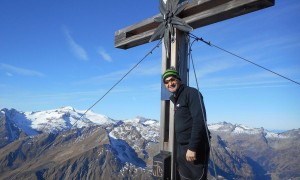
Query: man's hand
186,149,196,161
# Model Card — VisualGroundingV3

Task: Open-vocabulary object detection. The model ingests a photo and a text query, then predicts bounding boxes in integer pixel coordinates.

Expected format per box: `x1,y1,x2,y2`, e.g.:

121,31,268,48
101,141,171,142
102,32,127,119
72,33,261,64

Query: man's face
164,76,180,93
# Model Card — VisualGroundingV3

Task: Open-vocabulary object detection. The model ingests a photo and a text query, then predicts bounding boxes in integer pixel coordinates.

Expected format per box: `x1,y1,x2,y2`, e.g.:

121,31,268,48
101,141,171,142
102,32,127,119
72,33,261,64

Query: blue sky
0,0,299,130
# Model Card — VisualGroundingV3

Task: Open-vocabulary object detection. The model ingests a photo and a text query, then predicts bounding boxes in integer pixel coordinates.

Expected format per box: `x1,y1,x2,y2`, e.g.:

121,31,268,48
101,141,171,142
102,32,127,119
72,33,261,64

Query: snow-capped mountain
208,121,291,138
2,107,296,140
110,116,159,142
0,107,160,179
1,107,117,136
0,107,299,179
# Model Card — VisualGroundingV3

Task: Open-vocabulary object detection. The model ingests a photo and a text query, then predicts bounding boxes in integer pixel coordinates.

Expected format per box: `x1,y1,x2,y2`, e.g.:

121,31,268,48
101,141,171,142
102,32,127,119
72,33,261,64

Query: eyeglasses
164,77,177,84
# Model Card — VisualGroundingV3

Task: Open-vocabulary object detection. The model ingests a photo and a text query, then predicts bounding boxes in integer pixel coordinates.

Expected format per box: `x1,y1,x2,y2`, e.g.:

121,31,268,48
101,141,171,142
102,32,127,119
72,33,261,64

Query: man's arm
187,88,207,151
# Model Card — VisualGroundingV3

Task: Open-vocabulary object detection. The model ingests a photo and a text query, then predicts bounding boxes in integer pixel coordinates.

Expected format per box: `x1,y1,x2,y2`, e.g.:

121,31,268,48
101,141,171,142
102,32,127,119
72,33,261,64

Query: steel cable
189,33,300,86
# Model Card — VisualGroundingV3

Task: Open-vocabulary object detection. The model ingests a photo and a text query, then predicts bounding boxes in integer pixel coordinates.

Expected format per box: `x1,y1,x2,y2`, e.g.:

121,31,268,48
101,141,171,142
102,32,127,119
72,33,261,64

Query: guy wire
70,40,162,128
12,40,162,179
188,38,219,179
189,33,300,86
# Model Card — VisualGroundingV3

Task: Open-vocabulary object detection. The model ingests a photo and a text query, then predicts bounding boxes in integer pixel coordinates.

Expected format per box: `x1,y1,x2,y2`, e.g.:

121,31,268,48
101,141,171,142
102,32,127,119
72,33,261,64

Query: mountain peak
59,106,76,112
1,107,117,136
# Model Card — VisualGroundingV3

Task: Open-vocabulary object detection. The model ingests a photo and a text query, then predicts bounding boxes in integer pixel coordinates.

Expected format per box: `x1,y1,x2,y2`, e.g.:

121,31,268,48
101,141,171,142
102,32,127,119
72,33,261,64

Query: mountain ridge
1,107,294,136
0,107,299,179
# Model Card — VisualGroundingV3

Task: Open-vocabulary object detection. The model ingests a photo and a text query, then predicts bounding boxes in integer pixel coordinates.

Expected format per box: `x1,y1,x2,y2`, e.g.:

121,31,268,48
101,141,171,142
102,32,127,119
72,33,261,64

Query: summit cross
114,0,274,179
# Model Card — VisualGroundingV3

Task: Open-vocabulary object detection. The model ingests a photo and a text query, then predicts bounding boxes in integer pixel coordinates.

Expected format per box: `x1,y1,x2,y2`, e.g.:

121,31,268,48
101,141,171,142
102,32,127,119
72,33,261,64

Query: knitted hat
162,68,181,82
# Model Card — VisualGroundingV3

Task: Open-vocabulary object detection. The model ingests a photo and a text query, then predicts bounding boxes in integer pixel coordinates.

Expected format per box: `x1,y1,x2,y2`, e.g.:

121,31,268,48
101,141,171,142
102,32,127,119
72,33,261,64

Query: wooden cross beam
115,0,274,49
114,0,274,179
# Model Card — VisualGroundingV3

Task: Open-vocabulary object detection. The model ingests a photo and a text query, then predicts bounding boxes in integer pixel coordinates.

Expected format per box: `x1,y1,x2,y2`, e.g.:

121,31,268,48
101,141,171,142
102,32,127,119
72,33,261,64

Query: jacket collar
173,84,185,100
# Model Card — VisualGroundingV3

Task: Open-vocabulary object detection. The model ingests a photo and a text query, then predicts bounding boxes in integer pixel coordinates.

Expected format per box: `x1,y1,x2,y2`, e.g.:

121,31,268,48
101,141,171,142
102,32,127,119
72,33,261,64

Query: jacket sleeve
187,88,207,151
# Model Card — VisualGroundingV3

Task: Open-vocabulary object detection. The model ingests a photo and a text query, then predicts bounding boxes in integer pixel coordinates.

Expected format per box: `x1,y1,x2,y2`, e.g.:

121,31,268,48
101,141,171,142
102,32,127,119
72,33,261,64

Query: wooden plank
115,0,274,49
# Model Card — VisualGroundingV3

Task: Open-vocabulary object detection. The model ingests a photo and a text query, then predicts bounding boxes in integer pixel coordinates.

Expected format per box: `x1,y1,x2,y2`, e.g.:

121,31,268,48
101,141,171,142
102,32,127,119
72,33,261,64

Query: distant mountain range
0,107,299,179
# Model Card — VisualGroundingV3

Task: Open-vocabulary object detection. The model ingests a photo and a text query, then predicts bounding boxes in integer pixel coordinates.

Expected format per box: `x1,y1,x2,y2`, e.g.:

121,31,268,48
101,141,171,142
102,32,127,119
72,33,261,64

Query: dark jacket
170,84,209,152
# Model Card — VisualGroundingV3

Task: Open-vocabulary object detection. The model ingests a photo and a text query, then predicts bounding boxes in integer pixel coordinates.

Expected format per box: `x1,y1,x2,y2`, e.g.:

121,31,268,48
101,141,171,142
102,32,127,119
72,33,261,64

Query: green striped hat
162,69,181,81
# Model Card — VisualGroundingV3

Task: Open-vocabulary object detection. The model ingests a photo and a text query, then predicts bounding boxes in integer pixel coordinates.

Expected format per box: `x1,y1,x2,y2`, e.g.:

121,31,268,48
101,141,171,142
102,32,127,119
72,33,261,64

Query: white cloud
0,63,44,77
63,26,88,61
134,63,161,76
6,72,13,77
74,69,128,85
194,60,235,78
194,69,295,91
74,62,161,85
98,47,112,62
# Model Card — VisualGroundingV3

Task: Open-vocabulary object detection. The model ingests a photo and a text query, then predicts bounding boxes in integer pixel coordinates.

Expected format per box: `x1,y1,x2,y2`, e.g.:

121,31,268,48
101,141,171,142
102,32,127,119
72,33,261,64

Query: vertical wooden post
160,29,189,179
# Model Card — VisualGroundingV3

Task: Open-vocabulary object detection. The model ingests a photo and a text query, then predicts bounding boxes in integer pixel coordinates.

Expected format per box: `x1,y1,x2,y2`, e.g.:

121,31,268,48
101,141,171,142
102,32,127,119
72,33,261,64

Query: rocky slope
0,108,299,179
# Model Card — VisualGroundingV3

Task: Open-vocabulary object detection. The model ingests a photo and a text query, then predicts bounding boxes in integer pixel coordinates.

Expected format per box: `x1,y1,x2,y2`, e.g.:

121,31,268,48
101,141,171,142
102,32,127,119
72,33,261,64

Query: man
162,68,210,180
